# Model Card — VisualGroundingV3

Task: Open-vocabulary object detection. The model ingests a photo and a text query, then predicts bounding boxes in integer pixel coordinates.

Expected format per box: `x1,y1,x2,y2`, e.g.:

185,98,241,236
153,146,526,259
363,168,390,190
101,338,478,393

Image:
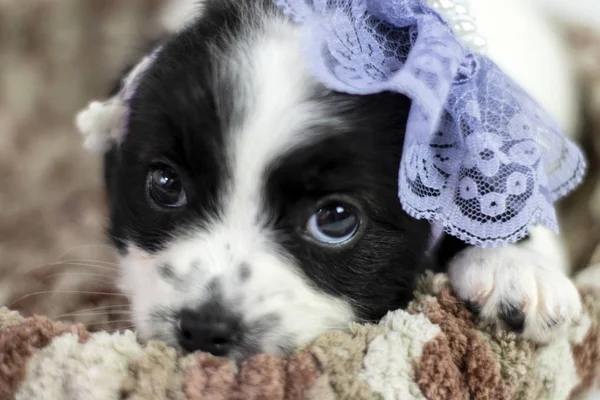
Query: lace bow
274,0,586,247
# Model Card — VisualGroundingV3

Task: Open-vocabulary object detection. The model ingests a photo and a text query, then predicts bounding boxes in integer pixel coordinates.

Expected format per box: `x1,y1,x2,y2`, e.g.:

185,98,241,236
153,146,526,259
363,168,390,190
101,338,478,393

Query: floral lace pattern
274,0,586,247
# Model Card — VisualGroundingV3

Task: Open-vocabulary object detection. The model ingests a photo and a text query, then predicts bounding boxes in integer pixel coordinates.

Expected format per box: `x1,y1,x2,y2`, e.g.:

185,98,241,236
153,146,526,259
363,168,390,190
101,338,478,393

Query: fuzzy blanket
1,267,599,400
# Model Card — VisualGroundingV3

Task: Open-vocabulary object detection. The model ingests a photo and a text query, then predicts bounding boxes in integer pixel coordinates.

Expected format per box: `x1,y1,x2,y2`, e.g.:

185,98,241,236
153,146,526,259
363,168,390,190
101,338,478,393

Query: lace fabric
274,0,586,247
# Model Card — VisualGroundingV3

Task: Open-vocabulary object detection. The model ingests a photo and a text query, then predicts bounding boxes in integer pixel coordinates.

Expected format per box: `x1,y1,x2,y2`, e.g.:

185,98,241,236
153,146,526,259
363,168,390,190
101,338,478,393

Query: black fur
263,92,435,321
104,0,467,336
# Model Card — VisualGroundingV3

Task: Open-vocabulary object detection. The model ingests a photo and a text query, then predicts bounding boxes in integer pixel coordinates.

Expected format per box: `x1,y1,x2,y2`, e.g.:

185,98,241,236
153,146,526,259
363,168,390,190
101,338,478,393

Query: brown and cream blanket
1,266,600,400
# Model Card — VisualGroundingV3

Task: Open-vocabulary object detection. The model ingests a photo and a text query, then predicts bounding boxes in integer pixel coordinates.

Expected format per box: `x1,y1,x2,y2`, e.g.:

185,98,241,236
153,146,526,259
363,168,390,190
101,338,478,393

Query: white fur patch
221,18,332,229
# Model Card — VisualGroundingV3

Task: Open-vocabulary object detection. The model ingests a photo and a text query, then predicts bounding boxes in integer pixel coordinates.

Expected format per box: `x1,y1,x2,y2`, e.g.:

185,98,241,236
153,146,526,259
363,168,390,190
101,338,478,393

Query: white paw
448,246,582,342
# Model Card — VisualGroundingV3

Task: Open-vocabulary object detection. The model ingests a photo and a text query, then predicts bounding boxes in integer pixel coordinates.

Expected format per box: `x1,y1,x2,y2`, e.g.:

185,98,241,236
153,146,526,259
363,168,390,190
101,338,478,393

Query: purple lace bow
274,0,586,247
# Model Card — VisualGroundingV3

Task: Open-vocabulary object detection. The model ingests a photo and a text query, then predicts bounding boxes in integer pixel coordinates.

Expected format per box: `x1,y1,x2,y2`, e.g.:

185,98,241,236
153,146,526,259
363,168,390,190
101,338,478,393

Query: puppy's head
104,0,432,359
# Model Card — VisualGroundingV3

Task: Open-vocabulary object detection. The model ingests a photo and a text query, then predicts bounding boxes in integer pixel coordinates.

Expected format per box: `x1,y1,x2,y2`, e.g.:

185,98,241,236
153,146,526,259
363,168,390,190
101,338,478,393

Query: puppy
98,0,582,360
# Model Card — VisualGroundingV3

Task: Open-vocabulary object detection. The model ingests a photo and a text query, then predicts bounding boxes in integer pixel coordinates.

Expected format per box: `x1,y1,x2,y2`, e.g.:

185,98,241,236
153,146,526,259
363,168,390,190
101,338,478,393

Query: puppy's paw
448,246,581,342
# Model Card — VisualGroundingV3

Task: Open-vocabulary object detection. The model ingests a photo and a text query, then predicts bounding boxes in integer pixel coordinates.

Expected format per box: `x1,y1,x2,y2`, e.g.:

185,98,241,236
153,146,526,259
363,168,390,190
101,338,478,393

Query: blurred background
0,0,168,330
0,0,599,332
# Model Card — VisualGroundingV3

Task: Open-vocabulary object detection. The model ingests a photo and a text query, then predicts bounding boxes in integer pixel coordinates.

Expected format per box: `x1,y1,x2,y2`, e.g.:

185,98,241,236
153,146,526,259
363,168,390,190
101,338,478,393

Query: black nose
177,303,242,356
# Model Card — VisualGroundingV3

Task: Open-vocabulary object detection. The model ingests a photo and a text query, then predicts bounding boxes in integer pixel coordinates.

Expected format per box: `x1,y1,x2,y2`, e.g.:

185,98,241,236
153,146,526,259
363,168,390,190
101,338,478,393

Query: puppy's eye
147,164,187,208
306,202,359,245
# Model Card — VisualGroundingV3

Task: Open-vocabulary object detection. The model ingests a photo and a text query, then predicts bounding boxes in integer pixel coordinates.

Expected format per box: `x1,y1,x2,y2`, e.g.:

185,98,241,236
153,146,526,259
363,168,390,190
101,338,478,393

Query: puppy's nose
177,303,242,356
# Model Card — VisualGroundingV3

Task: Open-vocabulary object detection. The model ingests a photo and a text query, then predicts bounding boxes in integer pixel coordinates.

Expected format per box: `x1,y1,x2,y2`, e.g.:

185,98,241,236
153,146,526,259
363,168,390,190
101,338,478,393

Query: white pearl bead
454,5,468,15
425,0,487,53
438,0,455,10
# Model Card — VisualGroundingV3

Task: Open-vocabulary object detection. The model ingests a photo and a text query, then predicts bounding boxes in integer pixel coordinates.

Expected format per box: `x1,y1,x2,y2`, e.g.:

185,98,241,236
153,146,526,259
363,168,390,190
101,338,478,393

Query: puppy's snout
177,302,242,356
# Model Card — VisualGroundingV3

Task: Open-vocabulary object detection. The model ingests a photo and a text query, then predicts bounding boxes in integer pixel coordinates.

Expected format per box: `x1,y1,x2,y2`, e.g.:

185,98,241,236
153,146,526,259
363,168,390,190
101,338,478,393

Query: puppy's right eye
305,201,361,246
147,164,187,208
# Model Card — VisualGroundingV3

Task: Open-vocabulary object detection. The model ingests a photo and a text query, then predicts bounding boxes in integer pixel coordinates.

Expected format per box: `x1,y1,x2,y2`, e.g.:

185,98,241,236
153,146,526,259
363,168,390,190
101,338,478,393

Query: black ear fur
103,35,170,206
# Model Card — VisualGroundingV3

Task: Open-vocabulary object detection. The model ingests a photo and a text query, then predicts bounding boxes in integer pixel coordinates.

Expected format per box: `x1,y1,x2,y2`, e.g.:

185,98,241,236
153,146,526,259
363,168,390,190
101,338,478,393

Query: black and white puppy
97,0,582,360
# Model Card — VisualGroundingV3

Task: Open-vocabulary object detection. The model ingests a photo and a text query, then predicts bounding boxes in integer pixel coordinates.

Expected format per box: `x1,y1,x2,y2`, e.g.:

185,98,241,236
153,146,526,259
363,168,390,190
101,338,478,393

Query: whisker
56,244,114,260
104,325,137,333
60,259,120,267
80,319,138,326
39,272,117,283
57,311,133,319
18,260,119,277
83,318,151,328
55,304,131,319
15,243,118,277
9,291,128,308
54,260,119,270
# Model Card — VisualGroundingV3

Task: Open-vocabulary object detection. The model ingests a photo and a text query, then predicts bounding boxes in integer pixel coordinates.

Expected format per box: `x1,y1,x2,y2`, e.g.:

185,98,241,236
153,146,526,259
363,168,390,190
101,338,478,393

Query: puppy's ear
75,37,166,153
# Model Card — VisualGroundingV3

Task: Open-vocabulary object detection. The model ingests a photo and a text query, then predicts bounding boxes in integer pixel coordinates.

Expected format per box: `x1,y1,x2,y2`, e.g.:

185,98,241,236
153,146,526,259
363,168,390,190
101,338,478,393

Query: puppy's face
104,1,432,359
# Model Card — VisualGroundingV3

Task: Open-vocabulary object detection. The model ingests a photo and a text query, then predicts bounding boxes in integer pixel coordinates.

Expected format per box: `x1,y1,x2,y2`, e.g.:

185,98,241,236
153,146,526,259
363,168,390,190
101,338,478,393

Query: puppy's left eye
306,202,360,245
147,164,187,208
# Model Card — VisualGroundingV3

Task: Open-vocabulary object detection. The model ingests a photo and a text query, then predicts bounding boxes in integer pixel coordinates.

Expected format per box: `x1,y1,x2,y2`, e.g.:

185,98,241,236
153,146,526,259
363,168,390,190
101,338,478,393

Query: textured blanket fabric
1,269,599,400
